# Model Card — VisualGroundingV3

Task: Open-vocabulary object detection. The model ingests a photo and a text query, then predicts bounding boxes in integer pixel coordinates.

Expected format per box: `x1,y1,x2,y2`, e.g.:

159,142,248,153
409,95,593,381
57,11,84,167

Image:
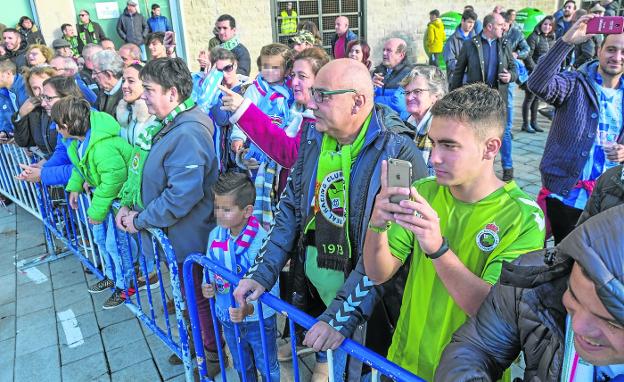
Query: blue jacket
372,59,414,119
331,29,358,58
41,133,74,186
0,74,28,133
244,105,427,341
527,39,613,197
75,75,97,106
147,15,171,32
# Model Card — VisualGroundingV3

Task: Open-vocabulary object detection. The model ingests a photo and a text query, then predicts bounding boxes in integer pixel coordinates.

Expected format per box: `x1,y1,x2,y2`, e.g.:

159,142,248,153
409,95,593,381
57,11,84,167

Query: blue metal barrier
183,254,426,382
0,143,195,381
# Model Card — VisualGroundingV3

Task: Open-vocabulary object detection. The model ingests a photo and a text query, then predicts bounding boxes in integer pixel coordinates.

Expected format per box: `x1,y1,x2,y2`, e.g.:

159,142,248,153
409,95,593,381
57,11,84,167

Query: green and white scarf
220,37,240,51
118,98,195,209
305,114,371,271
79,22,98,46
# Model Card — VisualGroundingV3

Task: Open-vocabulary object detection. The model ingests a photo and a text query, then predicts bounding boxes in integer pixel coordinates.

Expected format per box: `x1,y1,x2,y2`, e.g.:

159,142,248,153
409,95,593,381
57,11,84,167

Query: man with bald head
118,43,142,67
331,15,357,59
372,37,414,118
234,59,427,381
49,56,97,105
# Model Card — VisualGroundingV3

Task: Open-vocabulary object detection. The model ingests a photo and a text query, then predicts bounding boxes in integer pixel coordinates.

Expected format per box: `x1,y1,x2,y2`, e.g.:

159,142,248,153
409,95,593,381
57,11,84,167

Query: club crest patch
476,223,500,252
317,170,345,227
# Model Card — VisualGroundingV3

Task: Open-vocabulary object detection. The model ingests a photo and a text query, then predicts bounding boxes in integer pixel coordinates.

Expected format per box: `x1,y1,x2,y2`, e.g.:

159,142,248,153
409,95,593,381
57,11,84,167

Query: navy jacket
147,15,171,32
527,39,616,197
244,104,427,339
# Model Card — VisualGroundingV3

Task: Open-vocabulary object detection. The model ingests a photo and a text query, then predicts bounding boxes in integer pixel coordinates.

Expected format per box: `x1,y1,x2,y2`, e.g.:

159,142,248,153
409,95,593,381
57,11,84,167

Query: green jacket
65,111,132,222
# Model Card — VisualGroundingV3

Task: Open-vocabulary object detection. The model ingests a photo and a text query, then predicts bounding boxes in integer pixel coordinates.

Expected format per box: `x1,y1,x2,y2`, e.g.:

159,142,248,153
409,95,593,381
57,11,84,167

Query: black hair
430,9,440,17
462,10,478,22
61,23,72,32
212,172,255,209
140,58,192,100
216,14,236,29
147,32,165,45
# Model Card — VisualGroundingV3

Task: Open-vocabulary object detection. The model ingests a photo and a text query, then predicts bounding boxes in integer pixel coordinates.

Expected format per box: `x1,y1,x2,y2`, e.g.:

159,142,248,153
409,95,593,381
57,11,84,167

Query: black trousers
546,197,583,245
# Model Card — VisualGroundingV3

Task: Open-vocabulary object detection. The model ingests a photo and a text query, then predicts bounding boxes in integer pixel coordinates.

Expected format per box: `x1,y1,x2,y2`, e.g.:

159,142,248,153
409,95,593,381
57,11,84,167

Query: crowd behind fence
0,141,424,382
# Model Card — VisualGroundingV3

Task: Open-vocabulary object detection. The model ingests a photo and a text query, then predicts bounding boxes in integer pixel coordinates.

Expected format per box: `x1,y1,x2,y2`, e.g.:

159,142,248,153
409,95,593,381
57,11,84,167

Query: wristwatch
425,237,449,259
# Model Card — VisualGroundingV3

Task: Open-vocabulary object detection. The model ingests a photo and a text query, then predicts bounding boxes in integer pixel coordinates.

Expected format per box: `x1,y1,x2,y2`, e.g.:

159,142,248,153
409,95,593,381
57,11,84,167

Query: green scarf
306,113,371,271
79,22,98,45
220,37,240,51
118,98,195,209
65,36,79,56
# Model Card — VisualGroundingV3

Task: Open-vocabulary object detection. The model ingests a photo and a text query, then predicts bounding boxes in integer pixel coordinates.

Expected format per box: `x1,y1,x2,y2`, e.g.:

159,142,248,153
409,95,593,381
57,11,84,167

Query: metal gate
272,0,365,53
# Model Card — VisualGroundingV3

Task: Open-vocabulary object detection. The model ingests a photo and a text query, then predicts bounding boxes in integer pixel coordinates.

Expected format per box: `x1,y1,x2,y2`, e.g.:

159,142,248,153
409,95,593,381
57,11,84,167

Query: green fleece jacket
65,111,132,222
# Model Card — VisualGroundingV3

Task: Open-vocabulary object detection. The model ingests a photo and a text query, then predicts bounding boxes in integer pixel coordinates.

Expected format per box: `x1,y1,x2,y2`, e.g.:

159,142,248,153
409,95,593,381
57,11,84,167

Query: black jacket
11,107,57,157
18,27,45,46
231,43,251,76
96,82,124,117
574,35,601,69
4,39,28,72
450,34,518,101
435,204,624,382
578,165,624,225
524,25,556,72
76,22,106,53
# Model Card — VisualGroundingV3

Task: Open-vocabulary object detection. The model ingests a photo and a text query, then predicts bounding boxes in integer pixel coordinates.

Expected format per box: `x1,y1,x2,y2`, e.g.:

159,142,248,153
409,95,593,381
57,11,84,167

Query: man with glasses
362,83,545,381
234,58,427,381
450,12,517,182
91,50,124,116
76,10,106,55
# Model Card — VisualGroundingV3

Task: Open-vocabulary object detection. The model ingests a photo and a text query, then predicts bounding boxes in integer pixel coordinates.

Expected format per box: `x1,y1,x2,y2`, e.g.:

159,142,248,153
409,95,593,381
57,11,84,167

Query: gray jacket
134,107,218,262
435,204,624,382
443,28,476,77
117,9,148,45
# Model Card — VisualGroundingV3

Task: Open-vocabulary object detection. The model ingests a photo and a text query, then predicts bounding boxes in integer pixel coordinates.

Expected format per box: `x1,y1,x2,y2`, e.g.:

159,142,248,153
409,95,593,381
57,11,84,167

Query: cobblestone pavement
0,89,548,381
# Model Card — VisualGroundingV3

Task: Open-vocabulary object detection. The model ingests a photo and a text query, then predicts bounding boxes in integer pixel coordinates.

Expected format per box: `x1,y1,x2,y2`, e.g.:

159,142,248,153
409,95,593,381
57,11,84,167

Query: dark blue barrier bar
183,253,426,382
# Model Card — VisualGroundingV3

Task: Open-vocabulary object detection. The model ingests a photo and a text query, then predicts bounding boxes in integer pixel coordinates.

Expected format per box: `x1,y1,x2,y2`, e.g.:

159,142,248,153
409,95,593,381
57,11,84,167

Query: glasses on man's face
92,70,106,77
216,64,235,73
310,88,357,104
401,88,431,97
40,95,61,103
79,13,88,17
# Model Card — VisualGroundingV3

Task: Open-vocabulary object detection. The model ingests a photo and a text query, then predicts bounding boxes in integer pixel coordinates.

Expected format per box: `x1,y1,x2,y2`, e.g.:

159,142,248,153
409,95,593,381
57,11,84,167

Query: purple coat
527,39,616,197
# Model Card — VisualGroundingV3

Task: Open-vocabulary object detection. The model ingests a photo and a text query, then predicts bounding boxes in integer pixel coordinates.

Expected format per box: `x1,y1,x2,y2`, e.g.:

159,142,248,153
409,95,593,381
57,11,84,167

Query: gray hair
52,56,79,74
92,50,124,78
81,44,103,61
400,65,448,98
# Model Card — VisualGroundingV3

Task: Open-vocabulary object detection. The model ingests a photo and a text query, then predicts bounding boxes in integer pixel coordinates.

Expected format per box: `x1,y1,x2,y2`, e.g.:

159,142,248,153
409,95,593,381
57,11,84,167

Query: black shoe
538,108,554,121
531,122,544,132
502,168,514,182
521,123,536,134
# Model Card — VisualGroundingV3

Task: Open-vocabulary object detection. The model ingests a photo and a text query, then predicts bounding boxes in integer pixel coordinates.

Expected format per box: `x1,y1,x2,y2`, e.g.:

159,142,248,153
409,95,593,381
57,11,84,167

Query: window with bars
272,0,364,53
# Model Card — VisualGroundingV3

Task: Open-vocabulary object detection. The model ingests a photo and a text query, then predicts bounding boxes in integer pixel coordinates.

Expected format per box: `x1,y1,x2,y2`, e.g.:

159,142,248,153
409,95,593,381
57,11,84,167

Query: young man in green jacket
51,96,134,309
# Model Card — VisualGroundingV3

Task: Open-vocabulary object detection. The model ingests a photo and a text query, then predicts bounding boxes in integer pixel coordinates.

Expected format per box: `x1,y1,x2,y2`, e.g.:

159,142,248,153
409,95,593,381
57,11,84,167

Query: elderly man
79,44,103,94
331,16,357,59
114,57,221,376
118,43,142,67
436,204,624,381
52,39,74,58
213,14,251,76
234,59,427,381
372,38,414,119
50,56,97,105
91,50,124,116
117,0,148,59
2,28,27,71
450,12,517,182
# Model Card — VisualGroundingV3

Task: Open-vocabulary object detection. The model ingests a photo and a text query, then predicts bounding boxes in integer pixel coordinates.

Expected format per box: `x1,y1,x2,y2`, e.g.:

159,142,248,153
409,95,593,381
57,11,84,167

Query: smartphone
586,16,624,34
387,159,412,204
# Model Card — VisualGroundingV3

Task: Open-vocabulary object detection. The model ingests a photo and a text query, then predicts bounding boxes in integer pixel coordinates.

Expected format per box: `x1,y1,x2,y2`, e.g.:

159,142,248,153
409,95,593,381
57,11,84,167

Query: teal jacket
65,111,132,222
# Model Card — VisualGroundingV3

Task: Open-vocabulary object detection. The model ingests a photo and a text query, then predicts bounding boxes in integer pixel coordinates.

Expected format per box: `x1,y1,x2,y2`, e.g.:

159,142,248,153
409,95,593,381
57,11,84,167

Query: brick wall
181,0,274,73
365,0,560,65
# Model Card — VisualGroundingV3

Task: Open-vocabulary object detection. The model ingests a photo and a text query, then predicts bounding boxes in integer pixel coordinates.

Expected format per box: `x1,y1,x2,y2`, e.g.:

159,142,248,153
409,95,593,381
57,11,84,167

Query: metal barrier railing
183,254,426,382
0,143,194,381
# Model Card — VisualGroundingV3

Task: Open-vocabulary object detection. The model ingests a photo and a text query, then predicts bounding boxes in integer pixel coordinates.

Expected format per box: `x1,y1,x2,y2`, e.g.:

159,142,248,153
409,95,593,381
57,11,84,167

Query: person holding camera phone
362,83,545,381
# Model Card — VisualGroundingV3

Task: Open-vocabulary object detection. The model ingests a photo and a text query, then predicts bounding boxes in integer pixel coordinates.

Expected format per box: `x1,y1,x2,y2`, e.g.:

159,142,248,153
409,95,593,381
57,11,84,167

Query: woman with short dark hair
16,16,45,45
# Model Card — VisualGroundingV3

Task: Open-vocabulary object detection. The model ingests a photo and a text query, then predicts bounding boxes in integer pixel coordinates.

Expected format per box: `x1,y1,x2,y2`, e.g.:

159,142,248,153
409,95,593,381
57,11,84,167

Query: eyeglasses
40,95,61,102
79,14,88,17
401,88,431,97
216,64,235,73
310,88,357,104
92,70,106,76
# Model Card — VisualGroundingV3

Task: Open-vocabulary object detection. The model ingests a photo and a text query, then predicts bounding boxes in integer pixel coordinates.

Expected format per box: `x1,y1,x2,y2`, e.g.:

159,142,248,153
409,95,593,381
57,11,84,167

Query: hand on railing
233,278,266,306
303,320,345,352
15,163,41,183
201,282,216,299
229,302,254,323
69,192,80,210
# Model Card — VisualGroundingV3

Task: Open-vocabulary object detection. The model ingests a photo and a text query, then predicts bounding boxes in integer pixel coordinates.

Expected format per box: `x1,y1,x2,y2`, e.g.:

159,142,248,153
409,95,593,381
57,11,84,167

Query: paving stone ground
0,89,548,381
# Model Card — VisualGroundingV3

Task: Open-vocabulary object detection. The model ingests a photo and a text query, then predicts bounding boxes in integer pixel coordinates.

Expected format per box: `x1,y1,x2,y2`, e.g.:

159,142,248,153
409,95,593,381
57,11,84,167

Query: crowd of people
1,0,623,381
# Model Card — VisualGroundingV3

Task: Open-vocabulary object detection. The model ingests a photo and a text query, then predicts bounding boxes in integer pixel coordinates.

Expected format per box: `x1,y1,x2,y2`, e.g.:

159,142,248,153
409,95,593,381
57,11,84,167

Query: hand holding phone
586,16,624,35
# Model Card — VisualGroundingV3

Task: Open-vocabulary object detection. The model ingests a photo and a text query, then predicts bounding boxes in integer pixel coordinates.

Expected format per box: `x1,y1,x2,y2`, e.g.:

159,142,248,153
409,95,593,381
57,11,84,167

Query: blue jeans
501,83,514,169
92,212,136,289
221,315,280,382
315,347,348,381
